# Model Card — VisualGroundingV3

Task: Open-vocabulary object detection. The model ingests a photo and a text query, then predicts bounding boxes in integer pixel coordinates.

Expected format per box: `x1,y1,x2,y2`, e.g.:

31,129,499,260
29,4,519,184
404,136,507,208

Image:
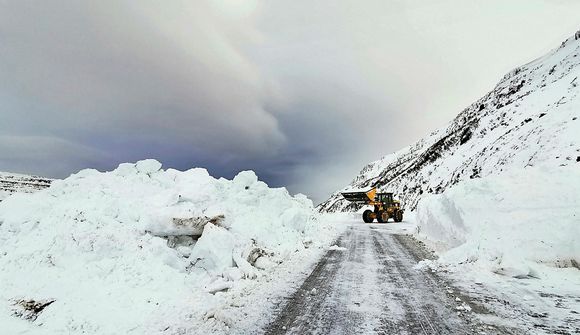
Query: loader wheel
377,210,388,223
362,210,374,223
394,210,403,222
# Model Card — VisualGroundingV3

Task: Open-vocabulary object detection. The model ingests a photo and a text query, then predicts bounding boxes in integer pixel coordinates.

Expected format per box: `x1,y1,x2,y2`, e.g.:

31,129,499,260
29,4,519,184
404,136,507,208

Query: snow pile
0,160,335,334
416,165,580,278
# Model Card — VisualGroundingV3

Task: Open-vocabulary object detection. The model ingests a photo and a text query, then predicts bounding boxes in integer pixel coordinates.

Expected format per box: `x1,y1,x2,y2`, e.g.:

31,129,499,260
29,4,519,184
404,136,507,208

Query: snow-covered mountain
319,31,580,213
0,171,52,201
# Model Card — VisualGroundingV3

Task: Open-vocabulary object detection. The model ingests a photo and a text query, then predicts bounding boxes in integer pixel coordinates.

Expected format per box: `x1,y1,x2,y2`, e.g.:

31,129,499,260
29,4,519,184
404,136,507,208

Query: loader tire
362,210,373,223
377,210,388,223
394,210,403,222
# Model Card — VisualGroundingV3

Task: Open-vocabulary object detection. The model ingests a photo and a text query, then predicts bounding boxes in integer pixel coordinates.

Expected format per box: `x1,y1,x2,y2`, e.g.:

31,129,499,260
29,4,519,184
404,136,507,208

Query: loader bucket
341,188,376,203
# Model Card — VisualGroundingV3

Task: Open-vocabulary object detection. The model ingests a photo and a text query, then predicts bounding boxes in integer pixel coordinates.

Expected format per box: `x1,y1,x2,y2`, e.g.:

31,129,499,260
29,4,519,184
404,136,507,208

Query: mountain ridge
318,31,580,213
0,171,52,201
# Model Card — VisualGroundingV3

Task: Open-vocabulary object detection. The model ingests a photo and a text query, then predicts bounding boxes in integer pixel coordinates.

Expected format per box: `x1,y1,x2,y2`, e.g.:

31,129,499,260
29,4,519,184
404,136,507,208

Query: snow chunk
135,159,162,174
232,170,258,188
190,224,236,274
329,245,347,251
205,279,233,294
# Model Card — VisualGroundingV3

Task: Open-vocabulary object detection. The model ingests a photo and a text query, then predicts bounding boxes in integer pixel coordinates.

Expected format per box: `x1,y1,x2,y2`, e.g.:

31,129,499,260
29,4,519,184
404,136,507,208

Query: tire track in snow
263,225,387,334
370,227,465,334
263,223,507,335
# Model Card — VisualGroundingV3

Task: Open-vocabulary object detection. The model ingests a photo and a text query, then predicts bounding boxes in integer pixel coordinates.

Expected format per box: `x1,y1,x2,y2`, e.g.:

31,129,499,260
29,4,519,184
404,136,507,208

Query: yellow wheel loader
341,188,404,223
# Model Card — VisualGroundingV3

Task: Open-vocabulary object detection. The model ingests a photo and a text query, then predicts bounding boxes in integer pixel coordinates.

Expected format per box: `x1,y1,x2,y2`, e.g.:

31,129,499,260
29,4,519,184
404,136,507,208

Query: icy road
263,223,508,335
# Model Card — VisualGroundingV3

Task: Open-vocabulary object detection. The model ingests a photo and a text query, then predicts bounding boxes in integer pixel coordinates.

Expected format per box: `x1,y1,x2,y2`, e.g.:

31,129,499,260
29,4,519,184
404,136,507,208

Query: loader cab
375,193,394,206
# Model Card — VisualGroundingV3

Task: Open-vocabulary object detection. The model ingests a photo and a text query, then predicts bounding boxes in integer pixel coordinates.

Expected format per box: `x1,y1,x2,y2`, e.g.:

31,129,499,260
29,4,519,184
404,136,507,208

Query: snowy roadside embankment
0,160,342,334
415,166,580,332
415,165,580,276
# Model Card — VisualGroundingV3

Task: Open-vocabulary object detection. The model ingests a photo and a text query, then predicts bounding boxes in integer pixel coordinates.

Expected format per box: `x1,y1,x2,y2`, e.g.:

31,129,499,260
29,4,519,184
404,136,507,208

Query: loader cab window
376,193,393,204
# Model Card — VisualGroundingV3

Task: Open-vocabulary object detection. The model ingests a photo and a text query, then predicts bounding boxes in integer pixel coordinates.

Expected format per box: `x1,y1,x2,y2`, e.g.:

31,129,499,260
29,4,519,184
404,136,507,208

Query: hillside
319,32,580,212
0,172,52,201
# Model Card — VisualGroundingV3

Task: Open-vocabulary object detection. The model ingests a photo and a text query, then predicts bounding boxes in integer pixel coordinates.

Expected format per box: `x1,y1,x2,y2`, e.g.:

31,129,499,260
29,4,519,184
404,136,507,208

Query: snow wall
416,165,580,278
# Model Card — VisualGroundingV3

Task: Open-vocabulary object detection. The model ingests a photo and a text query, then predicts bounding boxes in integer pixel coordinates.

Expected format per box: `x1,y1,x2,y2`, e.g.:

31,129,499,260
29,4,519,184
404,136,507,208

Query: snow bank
0,190,10,201
0,160,336,334
416,165,580,278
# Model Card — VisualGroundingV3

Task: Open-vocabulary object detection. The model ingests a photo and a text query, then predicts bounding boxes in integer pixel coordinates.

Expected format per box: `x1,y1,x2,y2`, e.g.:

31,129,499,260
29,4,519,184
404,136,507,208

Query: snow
0,190,10,201
341,186,372,193
0,160,342,334
0,171,52,201
328,245,347,251
415,165,580,275
316,32,580,331
414,166,580,332
319,31,580,213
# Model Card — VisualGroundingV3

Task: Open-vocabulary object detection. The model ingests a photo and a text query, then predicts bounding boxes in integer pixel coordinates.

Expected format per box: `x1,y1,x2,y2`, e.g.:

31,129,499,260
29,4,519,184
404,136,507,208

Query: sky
1,0,579,203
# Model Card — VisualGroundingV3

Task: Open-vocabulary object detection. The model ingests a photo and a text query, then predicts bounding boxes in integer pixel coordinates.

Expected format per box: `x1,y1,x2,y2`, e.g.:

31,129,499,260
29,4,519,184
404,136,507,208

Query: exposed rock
12,299,55,321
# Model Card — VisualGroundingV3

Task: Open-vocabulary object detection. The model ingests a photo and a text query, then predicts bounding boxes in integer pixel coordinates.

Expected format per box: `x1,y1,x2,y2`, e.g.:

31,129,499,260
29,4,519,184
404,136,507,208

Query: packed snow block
114,162,138,176
204,278,233,294
189,224,236,274
416,165,580,276
150,215,226,250
415,194,470,249
149,214,225,237
280,206,312,233
135,159,162,174
254,256,274,270
232,170,259,189
232,250,258,279
173,215,224,231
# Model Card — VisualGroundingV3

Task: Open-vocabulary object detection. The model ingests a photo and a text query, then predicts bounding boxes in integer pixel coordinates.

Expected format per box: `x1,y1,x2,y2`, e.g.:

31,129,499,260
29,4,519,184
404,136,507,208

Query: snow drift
416,165,580,277
0,160,334,334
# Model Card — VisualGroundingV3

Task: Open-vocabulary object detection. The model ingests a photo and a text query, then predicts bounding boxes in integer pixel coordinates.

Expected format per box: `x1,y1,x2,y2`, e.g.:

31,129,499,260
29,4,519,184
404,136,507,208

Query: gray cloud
1,0,580,202
1,1,284,168
0,134,109,177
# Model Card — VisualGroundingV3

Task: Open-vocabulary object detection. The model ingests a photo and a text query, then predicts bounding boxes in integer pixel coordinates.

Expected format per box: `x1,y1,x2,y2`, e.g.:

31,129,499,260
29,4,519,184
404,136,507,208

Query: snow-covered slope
319,32,580,212
0,171,52,201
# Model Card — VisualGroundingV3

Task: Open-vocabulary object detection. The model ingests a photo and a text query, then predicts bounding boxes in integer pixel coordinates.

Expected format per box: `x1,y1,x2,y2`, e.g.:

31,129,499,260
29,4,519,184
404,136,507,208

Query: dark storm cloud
0,0,284,177
1,0,580,203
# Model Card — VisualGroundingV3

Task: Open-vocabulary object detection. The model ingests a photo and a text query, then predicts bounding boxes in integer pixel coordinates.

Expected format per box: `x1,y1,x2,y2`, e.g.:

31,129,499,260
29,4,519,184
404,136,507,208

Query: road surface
263,223,508,335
